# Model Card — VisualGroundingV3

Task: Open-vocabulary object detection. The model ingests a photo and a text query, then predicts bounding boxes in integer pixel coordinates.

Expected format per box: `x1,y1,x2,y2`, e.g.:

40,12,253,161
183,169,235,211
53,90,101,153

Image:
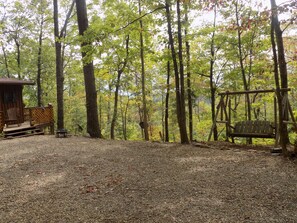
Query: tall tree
270,0,290,152
35,0,50,107
165,46,171,142
53,0,74,129
165,0,189,144
75,0,101,138
138,0,149,141
53,0,64,129
210,2,218,141
110,35,130,139
184,2,193,141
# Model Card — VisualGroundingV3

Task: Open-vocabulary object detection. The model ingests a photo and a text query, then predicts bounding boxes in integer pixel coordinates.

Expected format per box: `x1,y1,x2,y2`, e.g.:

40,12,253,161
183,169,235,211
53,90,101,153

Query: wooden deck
3,121,31,132
3,122,45,139
1,105,54,139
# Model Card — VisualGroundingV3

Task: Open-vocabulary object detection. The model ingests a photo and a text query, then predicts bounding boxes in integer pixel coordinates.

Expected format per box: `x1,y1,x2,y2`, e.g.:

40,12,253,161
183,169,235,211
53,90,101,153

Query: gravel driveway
0,136,296,222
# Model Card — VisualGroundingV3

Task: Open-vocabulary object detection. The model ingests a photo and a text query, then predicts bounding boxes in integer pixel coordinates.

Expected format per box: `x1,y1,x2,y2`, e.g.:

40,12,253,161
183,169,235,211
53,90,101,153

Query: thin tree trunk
76,0,101,138
37,15,44,107
235,0,252,143
110,35,129,139
210,3,218,141
165,55,170,142
110,70,121,139
138,0,149,141
53,0,64,130
165,0,189,144
185,3,193,142
270,0,289,152
120,95,130,140
14,38,21,79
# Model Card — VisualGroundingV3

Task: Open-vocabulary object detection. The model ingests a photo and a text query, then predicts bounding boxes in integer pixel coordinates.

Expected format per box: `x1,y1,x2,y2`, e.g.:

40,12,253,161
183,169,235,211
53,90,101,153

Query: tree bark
110,35,129,139
53,0,64,130
165,0,189,144
235,0,252,143
76,0,101,138
185,3,193,142
14,38,21,79
37,14,44,107
270,0,289,152
139,0,149,141
165,56,170,142
210,4,218,141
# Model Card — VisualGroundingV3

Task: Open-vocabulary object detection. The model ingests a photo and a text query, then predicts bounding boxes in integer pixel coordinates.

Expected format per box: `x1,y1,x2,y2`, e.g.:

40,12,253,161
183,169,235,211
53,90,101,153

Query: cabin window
4,92,16,104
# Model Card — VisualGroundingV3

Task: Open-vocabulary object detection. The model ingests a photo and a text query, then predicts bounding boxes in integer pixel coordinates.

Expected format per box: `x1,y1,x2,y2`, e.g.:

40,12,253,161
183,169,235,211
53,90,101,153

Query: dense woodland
0,0,296,146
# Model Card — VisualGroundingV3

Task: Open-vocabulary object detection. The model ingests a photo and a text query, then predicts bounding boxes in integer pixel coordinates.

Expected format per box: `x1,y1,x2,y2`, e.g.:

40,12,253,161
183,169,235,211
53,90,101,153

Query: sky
193,0,294,27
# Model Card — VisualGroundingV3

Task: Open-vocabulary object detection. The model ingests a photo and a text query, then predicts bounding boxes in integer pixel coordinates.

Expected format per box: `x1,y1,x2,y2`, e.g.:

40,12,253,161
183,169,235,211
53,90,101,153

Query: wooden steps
3,125,44,139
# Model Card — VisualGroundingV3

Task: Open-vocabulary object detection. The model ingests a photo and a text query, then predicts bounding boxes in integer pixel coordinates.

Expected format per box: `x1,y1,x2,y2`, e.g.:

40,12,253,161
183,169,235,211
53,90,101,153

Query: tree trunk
110,35,129,139
76,0,101,138
210,3,218,141
185,3,193,142
270,0,289,152
139,0,149,141
37,15,44,107
13,38,21,79
110,70,121,139
235,0,252,143
165,56,170,142
53,0,64,130
165,0,189,144
176,0,189,143
120,95,130,140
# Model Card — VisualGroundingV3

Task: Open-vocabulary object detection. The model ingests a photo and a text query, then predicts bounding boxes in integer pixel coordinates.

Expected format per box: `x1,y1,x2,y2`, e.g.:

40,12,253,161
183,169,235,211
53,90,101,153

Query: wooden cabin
0,78,34,126
0,78,54,138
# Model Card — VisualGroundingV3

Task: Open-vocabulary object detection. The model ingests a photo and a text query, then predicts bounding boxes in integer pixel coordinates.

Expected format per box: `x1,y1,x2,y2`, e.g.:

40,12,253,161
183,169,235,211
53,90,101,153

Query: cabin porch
0,105,54,138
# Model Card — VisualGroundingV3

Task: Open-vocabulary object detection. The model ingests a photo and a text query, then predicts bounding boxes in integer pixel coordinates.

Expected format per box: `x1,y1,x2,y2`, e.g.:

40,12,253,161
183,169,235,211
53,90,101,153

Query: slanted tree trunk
165,0,189,144
110,36,129,139
270,0,289,153
76,0,101,138
139,0,149,141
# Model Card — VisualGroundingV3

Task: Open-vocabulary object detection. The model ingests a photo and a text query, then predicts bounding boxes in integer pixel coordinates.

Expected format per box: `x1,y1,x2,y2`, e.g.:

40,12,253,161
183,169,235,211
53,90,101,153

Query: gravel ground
0,135,296,223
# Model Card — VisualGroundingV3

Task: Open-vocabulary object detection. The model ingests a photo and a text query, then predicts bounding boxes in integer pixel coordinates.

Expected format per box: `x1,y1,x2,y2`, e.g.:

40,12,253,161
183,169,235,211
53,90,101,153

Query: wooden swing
208,88,297,145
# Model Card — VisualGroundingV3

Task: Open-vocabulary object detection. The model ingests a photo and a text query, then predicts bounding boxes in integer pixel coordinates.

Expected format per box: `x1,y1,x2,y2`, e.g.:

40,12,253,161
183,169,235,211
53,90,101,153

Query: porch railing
24,104,55,134
0,105,54,134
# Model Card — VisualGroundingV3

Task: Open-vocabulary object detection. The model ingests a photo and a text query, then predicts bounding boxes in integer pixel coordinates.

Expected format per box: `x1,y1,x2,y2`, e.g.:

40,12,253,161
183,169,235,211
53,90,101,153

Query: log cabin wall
0,85,24,123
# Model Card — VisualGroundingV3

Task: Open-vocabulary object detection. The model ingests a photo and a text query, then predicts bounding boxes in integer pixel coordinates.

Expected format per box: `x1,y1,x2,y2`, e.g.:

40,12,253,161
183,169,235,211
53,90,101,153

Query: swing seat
229,120,275,138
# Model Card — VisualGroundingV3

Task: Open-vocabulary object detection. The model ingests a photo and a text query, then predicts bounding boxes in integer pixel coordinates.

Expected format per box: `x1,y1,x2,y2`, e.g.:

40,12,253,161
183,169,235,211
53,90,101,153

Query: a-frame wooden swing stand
208,89,297,146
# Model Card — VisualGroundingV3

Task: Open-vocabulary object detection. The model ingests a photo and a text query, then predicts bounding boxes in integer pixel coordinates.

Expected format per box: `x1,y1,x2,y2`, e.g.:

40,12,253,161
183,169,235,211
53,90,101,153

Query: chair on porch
6,108,21,127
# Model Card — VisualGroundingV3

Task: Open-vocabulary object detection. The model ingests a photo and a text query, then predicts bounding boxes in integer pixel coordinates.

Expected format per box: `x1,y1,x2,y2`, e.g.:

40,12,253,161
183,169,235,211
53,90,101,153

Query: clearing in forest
0,136,296,222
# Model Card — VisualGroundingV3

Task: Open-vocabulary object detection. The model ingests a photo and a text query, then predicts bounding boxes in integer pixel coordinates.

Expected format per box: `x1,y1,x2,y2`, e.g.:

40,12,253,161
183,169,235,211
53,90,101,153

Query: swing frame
208,88,297,145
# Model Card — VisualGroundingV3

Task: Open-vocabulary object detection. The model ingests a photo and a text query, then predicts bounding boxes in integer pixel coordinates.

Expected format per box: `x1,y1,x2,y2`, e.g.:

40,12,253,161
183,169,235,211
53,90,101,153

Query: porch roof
0,78,35,85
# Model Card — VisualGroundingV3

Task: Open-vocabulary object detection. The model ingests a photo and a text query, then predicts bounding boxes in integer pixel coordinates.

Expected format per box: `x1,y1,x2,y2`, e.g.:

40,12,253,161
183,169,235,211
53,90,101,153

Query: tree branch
113,6,165,33
59,0,75,38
